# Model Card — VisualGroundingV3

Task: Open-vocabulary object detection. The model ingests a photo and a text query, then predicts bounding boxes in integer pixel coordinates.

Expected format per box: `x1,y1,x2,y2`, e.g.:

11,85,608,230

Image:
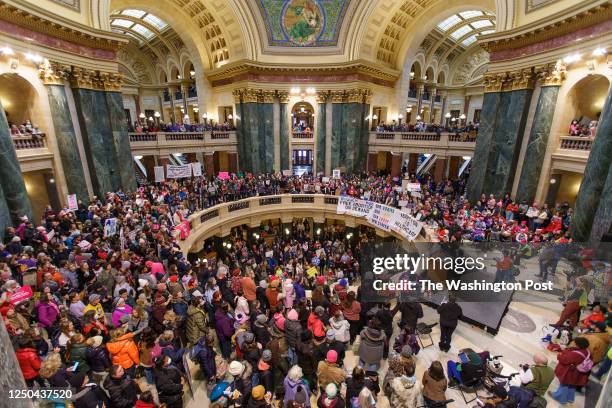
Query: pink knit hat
326,350,338,363
275,314,286,331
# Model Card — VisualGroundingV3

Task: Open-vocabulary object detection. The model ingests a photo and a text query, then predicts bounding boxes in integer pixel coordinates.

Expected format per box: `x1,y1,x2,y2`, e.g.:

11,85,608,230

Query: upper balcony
128,131,237,156
368,131,476,156
13,134,55,171
551,135,592,173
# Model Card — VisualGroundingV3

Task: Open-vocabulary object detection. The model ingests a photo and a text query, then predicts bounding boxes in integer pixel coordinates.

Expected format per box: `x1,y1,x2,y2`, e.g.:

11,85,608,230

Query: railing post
158,132,165,147
440,132,448,148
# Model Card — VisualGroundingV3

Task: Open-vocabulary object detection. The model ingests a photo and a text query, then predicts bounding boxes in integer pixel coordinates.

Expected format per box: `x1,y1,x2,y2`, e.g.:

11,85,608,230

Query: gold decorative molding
535,62,566,87
277,91,290,104
315,91,329,104
483,73,508,93
38,61,70,85
330,90,345,104
67,66,123,91
98,72,123,92
0,1,125,52
481,3,611,53
510,68,536,91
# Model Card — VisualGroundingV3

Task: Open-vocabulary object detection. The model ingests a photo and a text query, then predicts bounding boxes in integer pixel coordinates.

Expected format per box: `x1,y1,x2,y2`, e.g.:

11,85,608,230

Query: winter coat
252,321,271,346
155,365,184,407
422,371,447,402
283,377,311,408
284,319,303,349
106,332,139,369
316,361,346,388
16,347,41,380
358,327,386,365
316,394,346,408
554,347,590,386
103,375,140,408
437,302,462,328
67,343,90,373
390,377,422,408
396,302,423,330
73,384,110,408
85,346,111,372
111,305,133,328
230,361,254,407
186,305,208,345
36,301,59,328
150,305,167,333
194,340,217,380
329,318,350,343
214,308,235,342
283,281,295,309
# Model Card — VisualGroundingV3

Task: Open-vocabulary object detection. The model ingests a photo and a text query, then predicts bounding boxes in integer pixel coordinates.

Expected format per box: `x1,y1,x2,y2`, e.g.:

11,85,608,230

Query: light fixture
49,178,55,184
592,48,606,56
462,156,471,160
410,72,415,78
177,75,181,79
416,115,422,120
193,107,199,113
306,87,316,94
25,53,43,63
154,111,161,118
290,87,301,94
420,108,424,113
563,54,581,63
398,113,404,119
139,112,145,119
311,113,315,117
406,107,412,112
285,228,290,235
316,228,321,235
300,107,305,113
134,155,143,160
228,114,233,119
148,116,153,121
226,243,231,249
459,113,466,120
184,114,189,119
202,113,207,119
222,242,227,247
372,114,378,120
549,178,557,184
445,112,451,118
0,46,13,55
190,70,195,76
451,117,457,121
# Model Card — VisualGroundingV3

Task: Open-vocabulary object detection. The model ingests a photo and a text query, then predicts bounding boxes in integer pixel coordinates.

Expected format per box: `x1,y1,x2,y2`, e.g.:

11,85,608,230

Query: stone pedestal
0,100,33,224
515,86,560,203
571,89,612,242
46,84,89,201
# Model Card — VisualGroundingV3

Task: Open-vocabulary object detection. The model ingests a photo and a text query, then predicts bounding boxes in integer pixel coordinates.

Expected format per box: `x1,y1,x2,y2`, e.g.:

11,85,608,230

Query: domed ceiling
255,0,350,47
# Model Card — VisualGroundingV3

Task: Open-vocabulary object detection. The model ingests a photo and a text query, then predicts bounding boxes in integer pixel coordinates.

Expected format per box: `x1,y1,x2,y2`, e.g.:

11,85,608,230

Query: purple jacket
36,301,60,328
214,309,234,341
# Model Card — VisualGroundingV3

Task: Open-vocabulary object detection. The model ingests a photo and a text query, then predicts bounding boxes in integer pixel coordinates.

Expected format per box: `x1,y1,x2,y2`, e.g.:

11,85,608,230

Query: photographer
508,353,554,407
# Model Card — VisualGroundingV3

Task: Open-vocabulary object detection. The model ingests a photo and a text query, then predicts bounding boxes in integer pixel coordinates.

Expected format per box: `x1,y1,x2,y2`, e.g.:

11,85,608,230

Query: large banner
166,164,192,179
336,196,423,240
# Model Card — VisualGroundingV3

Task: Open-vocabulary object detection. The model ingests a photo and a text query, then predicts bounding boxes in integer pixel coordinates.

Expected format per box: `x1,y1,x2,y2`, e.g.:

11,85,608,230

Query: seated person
580,304,606,331
447,348,485,387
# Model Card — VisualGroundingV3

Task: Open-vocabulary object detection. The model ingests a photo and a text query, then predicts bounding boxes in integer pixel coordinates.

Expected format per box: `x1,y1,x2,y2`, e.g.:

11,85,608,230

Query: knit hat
228,361,244,376
251,385,265,400
138,279,148,288
275,314,286,331
88,294,101,303
287,309,298,321
401,345,413,358
314,306,325,316
192,290,203,298
91,335,103,348
316,276,325,285
326,329,336,341
262,349,272,363
325,383,338,398
339,279,348,287
326,350,338,364
256,314,268,325
244,332,255,343
259,280,268,289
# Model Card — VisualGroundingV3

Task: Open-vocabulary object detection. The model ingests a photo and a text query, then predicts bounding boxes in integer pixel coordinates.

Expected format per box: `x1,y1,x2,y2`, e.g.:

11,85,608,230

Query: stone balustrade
12,133,47,149
128,131,238,155
292,132,314,139
368,131,476,156
178,194,429,253
559,135,593,150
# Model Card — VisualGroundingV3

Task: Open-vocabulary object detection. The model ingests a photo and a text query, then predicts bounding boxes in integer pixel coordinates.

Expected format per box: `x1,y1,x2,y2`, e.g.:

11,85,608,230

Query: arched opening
170,65,180,81
0,73,60,221
437,71,446,85
291,102,314,134
547,74,610,206
408,61,422,99
425,66,435,82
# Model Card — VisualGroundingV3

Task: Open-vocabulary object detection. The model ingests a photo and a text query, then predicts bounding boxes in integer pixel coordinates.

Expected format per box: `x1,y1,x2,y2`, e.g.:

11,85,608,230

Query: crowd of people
568,119,598,137
8,118,44,137
0,170,610,408
130,121,235,134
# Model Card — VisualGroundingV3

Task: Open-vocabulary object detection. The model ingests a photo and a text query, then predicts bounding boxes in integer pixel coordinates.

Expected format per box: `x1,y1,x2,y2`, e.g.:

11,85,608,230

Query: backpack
251,372,261,387
189,342,204,362
573,350,593,373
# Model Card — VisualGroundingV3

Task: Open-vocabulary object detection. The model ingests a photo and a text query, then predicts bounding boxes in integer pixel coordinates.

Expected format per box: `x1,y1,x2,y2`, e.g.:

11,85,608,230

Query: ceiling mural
257,0,350,47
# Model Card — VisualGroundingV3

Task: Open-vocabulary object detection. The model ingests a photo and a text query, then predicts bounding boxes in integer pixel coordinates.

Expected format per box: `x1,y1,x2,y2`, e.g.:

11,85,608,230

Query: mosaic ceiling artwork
257,0,350,47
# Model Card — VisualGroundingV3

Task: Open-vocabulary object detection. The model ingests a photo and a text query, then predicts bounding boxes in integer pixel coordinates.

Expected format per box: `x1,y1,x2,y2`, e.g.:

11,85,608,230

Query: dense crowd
568,119,598,137
130,122,235,133
374,121,479,135
8,118,44,136
0,171,610,408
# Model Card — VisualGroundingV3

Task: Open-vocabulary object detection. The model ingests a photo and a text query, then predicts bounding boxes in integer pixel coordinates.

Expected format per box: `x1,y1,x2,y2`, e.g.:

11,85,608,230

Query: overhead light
416,115,422,120
290,87,301,94
316,228,321,235
406,107,412,112
139,112,145,118
25,53,43,63
154,111,161,117
462,156,471,160
300,107,305,113
1,47,13,55
193,107,199,113
563,54,581,63
49,178,55,184
459,114,466,120
372,114,378,120
184,114,189,119
190,70,195,76
226,243,231,249
285,228,290,235
177,75,181,79
306,87,316,94
398,113,404,119
410,72,415,78
134,155,143,160
549,178,557,184
227,114,233,119
148,116,153,121
592,48,606,56
445,112,451,118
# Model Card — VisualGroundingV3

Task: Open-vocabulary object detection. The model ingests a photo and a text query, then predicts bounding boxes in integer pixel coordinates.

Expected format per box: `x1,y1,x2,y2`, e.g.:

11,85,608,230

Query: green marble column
72,88,121,197
331,102,369,174
105,91,137,192
316,103,326,174
515,86,560,203
46,85,89,201
258,103,274,173
571,89,612,242
0,99,33,224
280,102,290,171
0,184,10,239
590,165,612,242
244,103,260,173
483,88,533,196
331,103,346,171
466,92,502,203
234,102,249,172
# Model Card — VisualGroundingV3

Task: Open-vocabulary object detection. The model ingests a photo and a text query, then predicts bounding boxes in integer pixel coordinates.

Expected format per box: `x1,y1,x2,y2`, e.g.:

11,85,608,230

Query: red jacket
16,347,41,380
555,347,590,386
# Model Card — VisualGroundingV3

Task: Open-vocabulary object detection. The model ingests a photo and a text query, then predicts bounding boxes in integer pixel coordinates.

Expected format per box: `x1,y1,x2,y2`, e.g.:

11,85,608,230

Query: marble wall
316,102,326,174
466,92,502,203
331,102,369,173
280,103,290,171
235,102,275,173
105,91,137,192
572,88,612,242
0,185,10,240
46,84,89,201
72,88,121,197
0,100,33,224
515,86,560,203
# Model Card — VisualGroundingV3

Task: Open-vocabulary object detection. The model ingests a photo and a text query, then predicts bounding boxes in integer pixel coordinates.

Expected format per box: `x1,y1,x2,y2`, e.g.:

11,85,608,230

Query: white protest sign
405,183,421,192
366,203,395,231
67,194,78,211
332,169,341,179
104,218,118,237
191,162,203,177
336,196,374,218
154,166,165,183
390,210,423,240
166,164,192,179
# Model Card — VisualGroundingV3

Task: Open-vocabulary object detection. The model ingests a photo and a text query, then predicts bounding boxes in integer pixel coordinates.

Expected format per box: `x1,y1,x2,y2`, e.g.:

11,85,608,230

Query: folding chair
415,322,436,349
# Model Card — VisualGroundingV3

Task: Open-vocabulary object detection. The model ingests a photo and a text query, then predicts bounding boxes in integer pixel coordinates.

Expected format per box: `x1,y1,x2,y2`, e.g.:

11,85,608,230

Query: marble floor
178,293,608,408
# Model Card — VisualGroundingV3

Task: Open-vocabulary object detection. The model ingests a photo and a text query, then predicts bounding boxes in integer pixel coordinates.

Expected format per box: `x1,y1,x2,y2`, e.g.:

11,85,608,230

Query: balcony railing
401,133,440,141
559,136,593,151
128,131,237,153
129,133,158,142
165,132,204,141
292,132,314,139
211,132,231,140
369,132,476,154
12,134,47,149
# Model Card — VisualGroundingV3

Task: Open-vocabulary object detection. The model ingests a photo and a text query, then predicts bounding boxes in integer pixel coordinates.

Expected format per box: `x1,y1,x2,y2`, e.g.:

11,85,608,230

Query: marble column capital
39,61,70,85
509,68,536,91
483,72,509,93
535,62,566,87
277,91,290,104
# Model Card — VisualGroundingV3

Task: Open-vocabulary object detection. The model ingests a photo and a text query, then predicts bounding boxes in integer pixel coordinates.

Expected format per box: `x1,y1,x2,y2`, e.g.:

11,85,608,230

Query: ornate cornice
535,62,567,87
278,91,289,104
510,68,536,91
232,88,371,104
208,59,399,88
232,89,286,104
0,1,125,53
315,91,329,104
38,61,70,85
483,72,508,93
39,63,124,91
480,3,611,54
